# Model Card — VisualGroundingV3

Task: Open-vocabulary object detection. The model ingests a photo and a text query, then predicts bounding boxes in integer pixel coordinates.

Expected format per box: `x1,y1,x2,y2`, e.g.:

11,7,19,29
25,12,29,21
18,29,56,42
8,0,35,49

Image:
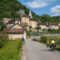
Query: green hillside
0,0,60,22
0,0,29,19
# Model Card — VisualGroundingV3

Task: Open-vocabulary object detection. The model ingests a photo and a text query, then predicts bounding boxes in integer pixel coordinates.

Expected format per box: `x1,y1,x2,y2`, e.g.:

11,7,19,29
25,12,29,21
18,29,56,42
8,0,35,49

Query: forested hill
0,0,38,20
0,0,28,19
0,0,60,22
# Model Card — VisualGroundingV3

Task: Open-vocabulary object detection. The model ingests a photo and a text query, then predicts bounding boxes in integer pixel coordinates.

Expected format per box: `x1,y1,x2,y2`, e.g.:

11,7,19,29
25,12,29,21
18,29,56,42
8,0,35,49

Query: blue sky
18,0,60,16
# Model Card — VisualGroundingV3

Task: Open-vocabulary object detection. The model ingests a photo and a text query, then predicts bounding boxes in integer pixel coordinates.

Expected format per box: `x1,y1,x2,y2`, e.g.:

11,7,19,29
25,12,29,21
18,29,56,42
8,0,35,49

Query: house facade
38,22,60,30
3,23,26,40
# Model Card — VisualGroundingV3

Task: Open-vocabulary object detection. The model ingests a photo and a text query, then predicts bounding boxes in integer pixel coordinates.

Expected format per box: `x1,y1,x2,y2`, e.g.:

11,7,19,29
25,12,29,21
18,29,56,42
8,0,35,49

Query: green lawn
0,39,23,60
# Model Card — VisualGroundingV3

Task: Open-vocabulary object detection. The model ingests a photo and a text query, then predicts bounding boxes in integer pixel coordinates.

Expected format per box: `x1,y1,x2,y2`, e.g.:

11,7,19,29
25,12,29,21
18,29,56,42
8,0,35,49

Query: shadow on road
40,49,52,52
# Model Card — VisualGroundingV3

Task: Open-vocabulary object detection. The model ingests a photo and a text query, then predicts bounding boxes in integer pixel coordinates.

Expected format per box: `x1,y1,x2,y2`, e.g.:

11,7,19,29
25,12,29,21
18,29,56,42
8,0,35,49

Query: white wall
8,34,23,40
8,31,26,40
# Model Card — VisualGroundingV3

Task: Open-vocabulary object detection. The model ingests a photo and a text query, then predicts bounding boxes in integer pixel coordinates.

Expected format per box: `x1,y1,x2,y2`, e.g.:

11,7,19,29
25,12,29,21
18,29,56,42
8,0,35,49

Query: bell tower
29,10,33,19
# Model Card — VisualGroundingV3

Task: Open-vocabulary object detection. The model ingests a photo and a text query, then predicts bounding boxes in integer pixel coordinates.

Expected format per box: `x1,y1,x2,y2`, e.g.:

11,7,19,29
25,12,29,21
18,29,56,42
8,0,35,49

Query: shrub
40,36,47,43
0,33,8,48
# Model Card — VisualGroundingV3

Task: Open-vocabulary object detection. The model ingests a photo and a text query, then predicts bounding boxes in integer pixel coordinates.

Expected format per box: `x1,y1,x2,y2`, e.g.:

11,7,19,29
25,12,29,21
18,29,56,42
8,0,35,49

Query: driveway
24,39,60,60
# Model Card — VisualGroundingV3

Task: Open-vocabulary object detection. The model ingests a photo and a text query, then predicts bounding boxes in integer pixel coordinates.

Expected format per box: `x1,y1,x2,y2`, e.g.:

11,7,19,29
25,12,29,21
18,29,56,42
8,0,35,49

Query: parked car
32,37,37,41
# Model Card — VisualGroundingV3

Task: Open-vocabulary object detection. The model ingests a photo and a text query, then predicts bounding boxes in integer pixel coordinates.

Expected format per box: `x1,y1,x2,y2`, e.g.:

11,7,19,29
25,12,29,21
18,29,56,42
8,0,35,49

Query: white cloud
25,1,48,8
51,5,60,16
24,0,57,8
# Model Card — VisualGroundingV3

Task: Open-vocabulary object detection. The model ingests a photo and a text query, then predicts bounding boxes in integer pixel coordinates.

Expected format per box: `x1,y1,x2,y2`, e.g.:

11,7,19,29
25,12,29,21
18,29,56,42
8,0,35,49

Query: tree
36,26,41,33
29,26,32,29
41,14,51,22
51,16,60,22
0,24,6,31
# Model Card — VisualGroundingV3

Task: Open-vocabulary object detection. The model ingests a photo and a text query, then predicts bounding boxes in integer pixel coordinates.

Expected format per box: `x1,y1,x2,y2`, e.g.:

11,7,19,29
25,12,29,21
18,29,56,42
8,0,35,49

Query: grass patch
0,39,23,60
56,44,60,51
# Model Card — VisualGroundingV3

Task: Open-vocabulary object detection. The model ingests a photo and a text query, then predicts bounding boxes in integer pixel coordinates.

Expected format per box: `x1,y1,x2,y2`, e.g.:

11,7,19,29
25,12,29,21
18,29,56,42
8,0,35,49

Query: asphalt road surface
24,39,60,60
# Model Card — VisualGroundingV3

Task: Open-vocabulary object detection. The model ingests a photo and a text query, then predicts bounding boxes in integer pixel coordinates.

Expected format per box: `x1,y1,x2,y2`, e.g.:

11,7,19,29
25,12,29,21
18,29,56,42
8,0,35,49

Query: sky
18,0,60,16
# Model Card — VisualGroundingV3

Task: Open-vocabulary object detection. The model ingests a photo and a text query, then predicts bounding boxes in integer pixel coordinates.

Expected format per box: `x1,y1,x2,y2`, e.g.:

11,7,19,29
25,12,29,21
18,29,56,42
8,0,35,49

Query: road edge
21,46,26,60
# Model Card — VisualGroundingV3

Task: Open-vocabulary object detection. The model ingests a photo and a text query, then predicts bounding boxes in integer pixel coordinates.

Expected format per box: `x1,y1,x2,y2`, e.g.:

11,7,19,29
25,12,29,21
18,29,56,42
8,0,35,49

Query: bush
0,42,3,48
40,36,47,43
0,33,8,48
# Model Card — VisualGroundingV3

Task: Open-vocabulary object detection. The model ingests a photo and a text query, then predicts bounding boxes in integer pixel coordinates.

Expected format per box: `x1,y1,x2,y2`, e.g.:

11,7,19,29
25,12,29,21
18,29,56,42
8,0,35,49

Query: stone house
48,23,59,30
30,19,38,29
3,17,27,40
38,22,59,30
38,22,49,30
3,17,12,24
3,23,26,40
21,14,38,29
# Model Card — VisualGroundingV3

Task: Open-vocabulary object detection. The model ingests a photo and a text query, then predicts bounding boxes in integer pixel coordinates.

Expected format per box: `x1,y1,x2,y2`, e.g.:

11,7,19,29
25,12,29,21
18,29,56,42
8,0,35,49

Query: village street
24,39,60,60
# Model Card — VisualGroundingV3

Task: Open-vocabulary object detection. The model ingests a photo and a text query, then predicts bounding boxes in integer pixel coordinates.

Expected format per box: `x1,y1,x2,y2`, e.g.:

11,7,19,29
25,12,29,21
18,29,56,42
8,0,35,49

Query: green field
0,39,22,60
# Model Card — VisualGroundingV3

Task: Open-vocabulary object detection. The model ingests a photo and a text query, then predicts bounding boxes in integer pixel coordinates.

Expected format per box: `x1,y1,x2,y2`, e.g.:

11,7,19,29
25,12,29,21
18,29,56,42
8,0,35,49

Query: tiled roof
3,28,24,34
6,18,21,24
22,14,30,18
6,19,15,24
38,22,59,26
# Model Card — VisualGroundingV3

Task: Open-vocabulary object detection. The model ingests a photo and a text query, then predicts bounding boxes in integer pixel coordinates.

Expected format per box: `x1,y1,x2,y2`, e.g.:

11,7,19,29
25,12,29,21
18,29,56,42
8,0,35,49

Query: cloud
24,0,57,8
25,1,48,8
51,5,60,16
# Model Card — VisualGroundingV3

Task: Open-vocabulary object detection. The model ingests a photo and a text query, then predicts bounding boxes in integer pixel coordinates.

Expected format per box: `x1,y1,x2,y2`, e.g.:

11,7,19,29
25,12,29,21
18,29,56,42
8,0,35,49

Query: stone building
3,23,27,40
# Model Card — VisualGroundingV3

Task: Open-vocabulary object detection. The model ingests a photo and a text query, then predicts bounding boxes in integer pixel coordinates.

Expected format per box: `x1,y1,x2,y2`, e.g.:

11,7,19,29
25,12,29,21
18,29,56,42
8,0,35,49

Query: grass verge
56,44,60,51
39,41,60,51
0,39,23,60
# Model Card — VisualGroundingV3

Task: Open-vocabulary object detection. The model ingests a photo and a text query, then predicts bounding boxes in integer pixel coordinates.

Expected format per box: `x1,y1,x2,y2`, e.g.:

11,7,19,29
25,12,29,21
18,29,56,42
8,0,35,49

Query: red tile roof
38,22,59,26
6,19,15,24
6,18,21,24
3,28,24,34
22,14,30,18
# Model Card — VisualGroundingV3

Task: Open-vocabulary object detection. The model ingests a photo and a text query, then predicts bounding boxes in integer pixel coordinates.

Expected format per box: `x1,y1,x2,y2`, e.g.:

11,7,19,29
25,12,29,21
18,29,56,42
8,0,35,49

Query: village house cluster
2,10,37,40
0,10,60,39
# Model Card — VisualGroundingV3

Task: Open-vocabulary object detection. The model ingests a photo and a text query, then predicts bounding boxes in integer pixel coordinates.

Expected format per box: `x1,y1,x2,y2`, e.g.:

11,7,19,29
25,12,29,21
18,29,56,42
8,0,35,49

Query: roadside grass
56,44,60,51
0,39,23,60
39,41,60,51
38,35,60,51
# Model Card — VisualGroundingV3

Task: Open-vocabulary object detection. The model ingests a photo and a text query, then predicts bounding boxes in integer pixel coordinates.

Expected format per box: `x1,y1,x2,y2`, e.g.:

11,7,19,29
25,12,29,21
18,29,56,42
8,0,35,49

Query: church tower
29,10,33,19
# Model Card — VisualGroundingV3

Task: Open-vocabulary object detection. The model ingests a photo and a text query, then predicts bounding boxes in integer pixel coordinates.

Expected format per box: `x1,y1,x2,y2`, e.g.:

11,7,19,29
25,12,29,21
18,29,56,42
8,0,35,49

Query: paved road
24,39,60,60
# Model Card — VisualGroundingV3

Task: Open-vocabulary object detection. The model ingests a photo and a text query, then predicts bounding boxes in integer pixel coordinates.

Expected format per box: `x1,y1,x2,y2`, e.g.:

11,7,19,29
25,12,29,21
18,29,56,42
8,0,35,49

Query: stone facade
8,34,23,40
